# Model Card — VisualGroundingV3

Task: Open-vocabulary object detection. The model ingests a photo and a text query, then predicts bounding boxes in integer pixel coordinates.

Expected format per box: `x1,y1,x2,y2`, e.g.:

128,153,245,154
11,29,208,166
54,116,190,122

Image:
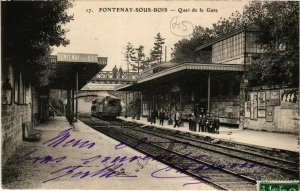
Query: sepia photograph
1,1,299,190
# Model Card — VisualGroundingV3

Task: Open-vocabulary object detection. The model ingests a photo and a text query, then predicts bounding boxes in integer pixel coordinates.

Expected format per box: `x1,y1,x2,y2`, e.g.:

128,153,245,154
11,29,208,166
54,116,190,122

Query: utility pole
165,46,167,62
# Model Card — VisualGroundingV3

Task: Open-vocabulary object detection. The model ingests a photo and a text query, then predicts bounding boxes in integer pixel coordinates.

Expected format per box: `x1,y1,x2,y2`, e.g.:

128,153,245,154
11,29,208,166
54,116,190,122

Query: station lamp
2,78,12,105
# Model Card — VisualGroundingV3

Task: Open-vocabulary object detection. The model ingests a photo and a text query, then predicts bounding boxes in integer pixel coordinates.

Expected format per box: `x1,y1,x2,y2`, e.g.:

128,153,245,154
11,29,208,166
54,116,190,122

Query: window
212,32,245,63
108,100,117,106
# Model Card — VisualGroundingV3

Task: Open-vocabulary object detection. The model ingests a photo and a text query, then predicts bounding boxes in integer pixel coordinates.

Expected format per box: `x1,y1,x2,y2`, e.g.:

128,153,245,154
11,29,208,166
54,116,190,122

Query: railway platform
2,116,215,190
119,116,299,152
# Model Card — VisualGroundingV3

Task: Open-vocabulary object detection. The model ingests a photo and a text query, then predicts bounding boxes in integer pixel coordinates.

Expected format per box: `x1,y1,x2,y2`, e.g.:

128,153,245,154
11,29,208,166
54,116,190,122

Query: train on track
91,96,122,119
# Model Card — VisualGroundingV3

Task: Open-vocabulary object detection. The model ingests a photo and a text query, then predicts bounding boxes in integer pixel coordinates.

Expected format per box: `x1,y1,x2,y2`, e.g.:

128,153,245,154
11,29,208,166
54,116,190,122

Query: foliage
49,93,64,111
171,12,243,63
2,1,73,87
150,33,165,65
123,42,134,72
245,1,299,86
130,46,146,73
248,47,299,87
171,26,213,63
124,43,152,73
212,11,246,38
123,33,165,71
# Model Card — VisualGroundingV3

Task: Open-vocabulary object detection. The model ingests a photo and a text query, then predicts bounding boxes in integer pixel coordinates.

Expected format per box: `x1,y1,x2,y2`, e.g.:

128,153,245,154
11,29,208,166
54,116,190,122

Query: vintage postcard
1,1,299,190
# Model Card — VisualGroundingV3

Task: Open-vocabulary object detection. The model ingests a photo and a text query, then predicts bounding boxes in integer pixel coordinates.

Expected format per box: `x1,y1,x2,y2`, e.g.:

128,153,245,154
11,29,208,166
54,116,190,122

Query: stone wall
1,104,31,164
243,88,299,134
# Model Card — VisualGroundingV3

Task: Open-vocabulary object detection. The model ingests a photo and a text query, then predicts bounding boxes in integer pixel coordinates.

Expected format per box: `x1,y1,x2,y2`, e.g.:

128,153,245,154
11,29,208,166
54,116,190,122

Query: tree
130,46,145,74
171,1,299,87
150,33,165,65
123,42,134,72
2,1,73,87
245,1,299,86
211,11,245,38
171,26,213,63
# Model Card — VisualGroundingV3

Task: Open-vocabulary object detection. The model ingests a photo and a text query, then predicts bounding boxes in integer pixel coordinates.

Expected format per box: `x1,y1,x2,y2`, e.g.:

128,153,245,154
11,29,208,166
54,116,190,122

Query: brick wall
1,104,31,164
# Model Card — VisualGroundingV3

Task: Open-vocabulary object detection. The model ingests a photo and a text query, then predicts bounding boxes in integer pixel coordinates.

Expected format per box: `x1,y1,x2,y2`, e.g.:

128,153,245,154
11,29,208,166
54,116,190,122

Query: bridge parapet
91,71,140,84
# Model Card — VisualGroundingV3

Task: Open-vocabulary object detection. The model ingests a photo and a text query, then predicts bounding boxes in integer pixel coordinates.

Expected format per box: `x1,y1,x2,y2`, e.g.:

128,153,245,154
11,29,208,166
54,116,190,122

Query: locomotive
91,96,122,119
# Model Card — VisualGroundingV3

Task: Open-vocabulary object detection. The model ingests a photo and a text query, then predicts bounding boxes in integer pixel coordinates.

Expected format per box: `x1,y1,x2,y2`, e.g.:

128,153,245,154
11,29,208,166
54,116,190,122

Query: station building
116,24,298,134
1,52,107,164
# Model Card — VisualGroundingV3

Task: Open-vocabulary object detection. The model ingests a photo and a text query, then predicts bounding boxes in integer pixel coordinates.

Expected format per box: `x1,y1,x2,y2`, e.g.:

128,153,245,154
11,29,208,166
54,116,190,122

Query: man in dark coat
214,115,220,134
150,109,158,124
112,65,118,78
159,108,165,126
205,113,211,133
118,67,123,78
188,110,195,131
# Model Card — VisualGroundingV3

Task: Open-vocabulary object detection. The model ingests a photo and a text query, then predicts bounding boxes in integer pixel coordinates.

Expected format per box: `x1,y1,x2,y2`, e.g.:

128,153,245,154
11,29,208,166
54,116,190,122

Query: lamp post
2,78,12,105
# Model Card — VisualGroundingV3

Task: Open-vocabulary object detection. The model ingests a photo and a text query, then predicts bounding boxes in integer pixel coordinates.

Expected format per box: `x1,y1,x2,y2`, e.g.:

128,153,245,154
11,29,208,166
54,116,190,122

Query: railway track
113,120,298,164
79,115,298,191
114,121,299,174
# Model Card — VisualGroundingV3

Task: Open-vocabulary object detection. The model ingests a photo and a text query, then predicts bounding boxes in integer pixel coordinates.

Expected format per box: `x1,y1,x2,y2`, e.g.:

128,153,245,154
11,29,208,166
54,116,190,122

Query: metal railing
90,71,140,84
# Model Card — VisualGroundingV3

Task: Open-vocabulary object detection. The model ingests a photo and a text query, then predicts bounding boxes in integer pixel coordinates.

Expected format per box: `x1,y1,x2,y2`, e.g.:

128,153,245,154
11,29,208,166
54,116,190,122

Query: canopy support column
179,87,182,117
66,89,71,123
140,91,143,116
125,91,128,118
207,72,211,113
71,89,75,122
75,72,78,122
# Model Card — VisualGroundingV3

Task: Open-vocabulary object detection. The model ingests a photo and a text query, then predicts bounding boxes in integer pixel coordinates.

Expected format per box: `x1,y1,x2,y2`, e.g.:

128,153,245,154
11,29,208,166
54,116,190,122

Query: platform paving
2,117,215,190
119,116,299,152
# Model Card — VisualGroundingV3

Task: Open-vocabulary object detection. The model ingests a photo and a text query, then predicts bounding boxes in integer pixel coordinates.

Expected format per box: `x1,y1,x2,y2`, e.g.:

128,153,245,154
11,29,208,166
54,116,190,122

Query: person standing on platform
112,65,118,78
214,115,220,134
192,113,196,131
159,108,165,126
198,114,204,132
211,114,216,133
118,67,123,79
205,113,211,132
150,110,157,124
154,109,158,123
188,110,195,131
173,111,180,128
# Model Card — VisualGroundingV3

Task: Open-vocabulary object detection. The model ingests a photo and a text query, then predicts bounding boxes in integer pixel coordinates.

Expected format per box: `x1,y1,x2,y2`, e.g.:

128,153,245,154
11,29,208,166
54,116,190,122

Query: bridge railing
91,71,140,84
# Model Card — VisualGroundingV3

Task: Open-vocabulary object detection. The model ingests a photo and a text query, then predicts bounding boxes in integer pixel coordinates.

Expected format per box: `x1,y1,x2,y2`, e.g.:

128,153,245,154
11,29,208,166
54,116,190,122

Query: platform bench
22,122,41,142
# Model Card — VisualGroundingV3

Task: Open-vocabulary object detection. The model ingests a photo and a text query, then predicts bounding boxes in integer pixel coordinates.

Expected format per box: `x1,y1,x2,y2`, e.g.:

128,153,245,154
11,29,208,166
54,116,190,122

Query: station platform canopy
49,53,107,90
115,63,247,91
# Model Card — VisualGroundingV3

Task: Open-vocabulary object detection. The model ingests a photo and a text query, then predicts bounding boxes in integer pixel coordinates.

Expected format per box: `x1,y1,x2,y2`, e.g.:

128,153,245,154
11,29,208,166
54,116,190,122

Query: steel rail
80,116,256,191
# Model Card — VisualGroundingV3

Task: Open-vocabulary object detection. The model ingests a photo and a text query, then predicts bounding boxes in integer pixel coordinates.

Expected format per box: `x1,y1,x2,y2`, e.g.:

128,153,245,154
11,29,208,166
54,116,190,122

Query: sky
52,0,248,71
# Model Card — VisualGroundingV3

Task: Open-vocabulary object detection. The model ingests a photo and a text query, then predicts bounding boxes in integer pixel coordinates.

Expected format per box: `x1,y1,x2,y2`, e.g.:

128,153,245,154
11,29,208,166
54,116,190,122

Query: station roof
49,53,107,90
115,63,247,91
196,23,260,51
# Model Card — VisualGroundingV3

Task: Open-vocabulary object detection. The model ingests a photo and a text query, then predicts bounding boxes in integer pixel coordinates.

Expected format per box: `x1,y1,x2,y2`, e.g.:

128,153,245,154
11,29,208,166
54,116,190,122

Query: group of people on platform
112,65,123,78
188,111,220,134
150,109,166,126
149,108,220,134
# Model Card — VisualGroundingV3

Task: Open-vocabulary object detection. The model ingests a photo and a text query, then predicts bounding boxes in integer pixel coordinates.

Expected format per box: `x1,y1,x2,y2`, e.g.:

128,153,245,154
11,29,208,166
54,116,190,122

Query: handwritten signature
43,128,95,149
170,16,194,37
16,128,273,186
17,147,272,185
